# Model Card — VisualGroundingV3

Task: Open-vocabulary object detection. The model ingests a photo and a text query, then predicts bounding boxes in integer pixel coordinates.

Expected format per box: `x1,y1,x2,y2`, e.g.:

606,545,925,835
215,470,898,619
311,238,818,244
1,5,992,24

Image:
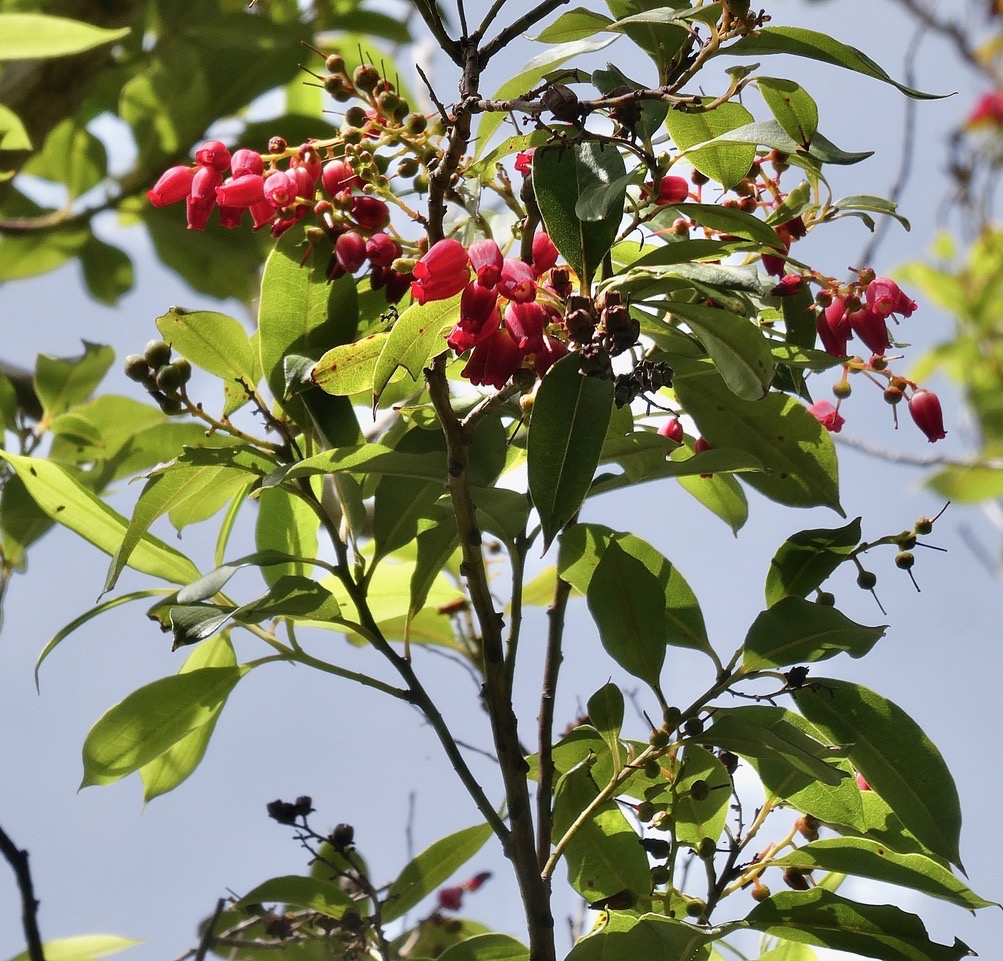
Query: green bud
144,339,172,369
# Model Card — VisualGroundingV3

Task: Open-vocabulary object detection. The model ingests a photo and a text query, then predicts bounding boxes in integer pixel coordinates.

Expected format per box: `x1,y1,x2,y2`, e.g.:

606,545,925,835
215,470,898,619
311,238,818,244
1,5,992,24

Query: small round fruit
173,358,193,385
155,364,185,392
689,779,709,802
144,339,172,369
649,864,670,886
123,354,150,382
683,716,704,737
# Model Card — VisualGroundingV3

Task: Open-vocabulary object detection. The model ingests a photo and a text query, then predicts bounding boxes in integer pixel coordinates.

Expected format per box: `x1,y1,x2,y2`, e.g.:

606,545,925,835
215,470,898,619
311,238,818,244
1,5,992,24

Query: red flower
322,159,363,196
817,296,850,357
504,300,547,353
646,175,689,205
514,147,536,174
856,772,872,791
469,239,504,288
438,886,464,911
230,148,264,178
865,277,916,318
534,336,568,376
411,238,471,304
447,284,500,352
807,400,845,433
462,325,524,389
351,195,390,232
336,230,368,272
147,165,195,207
263,170,299,208
366,233,401,267
847,306,890,355
770,273,804,297
658,417,684,443
195,140,231,172
463,871,492,892
496,258,536,303
966,90,1003,128
215,174,265,208
908,389,947,442
531,232,560,276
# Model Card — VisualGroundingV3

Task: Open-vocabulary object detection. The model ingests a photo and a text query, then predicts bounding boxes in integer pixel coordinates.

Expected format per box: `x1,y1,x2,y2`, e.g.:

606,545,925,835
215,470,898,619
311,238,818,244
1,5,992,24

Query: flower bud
908,388,947,442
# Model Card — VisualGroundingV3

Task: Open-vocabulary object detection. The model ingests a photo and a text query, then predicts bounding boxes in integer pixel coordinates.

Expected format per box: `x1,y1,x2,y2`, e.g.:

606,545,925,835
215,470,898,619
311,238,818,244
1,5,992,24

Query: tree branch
0,823,46,961
426,355,556,961
479,0,573,65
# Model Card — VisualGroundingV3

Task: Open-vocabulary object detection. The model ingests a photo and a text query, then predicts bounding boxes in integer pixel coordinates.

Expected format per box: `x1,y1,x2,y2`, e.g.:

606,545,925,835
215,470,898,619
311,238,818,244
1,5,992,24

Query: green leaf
927,465,1003,503
533,142,627,286
552,762,651,903
0,451,199,585
564,910,715,961
0,14,130,60
831,194,911,231
372,295,459,403
155,308,258,416
258,232,359,404
255,486,320,590
675,463,748,534
606,0,691,79
311,332,389,396
665,101,756,188
104,463,256,593
0,103,30,150
670,202,786,251
269,443,447,487
765,519,862,606
701,707,846,786
746,888,974,961
532,8,614,42
22,119,108,200
407,508,459,638
722,26,948,100
81,666,247,787
234,875,355,918
793,679,964,870
667,301,775,400
757,78,819,147
382,822,493,923
34,342,114,417
80,237,134,306
659,745,731,848
673,362,842,512
560,523,712,658
528,353,613,549
437,934,529,961
773,838,997,912
742,596,885,671
5,935,138,961
139,635,236,802
587,683,625,775
475,37,615,155
586,541,668,687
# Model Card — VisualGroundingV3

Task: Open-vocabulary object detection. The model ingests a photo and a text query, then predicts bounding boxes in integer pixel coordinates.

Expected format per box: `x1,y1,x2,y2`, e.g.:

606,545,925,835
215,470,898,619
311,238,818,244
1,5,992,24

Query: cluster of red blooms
436,871,492,912
410,233,571,389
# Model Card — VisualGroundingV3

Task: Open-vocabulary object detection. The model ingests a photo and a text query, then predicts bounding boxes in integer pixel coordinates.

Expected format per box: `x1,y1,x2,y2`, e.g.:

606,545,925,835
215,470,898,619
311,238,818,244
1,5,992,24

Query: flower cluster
410,234,572,389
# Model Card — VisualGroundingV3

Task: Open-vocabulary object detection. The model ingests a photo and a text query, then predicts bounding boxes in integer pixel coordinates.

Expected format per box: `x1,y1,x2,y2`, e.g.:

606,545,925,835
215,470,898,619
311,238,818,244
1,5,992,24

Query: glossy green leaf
832,194,911,231
407,508,459,637
372,295,459,403
665,101,756,188
139,635,236,802
472,486,531,546
0,103,30,150
0,451,199,585
679,118,872,166
773,838,997,911
746,889,974,961
258,232,358,404
81,666,247,787
793,679,964,870
155,308,258,415
0,14,130,59
667,301,775,400
34,342,114,417
382,822,493,923
437,934,530,961
675,462,749,534
551,762,651,903
586,541,668,687
723,26,948,100
531,8,613,42
560,523,712,658
255,486,319,589
528,353,613,549
564,910,715,961
742,596,885,671
757,78,819,146
311,332,389,395
606,0,691,78
587,682,625,774
5,935,138,961
673,362,842,512
533,142,626,286
701,707,846,787
234,875,355,918
270,443,447,487
670,202,786,251
765,518,861,606
104,463,257,593
475,37,615,155
659,745,731,848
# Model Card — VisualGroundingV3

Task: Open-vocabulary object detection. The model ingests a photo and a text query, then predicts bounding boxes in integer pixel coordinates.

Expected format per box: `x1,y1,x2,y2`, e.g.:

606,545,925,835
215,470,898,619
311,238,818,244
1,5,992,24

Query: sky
1,1,1002,960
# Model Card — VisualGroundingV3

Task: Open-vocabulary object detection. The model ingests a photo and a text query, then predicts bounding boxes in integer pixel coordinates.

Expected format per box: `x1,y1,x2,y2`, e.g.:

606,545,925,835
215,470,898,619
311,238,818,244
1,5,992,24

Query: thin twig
193,898,227,961
0,823,45,961
835,432,1003,469
479,0,574,65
